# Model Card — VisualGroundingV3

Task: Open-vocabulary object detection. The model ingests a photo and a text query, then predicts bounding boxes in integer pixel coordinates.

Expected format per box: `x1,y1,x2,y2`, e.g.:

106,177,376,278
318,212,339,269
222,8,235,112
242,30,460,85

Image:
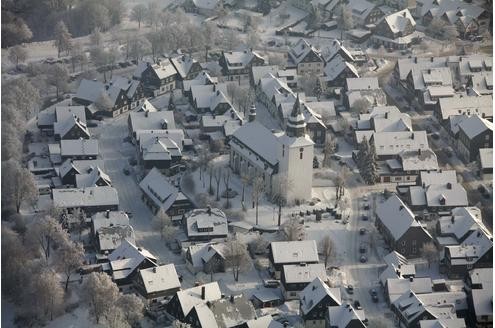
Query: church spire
286,94,306,138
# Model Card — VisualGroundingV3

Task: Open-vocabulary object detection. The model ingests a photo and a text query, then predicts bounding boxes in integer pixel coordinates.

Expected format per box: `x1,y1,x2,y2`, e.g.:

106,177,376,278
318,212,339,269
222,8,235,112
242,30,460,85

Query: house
250,290,283,309
170,54,203,87
128,111,176,141
190,84,234,114
419,318,467,328
199,112,243,141
375,194,433,258
108,240,158,285
322,55,359,89
407,170,468,212
467,287,493,327
250,65,298,89
347,0,384,26
455,115,493,162
75,166,111,188
299,277,342,328
281,263,327,300
60,139,98,160
229,102,314,203
287,39,324,76
183,71,217,98
404,67,455,108
139,168,194,216
108,76,145,110
443,227,492,278
478,148,493,180
219,49,265,84
434,95,493,124
468,71,493,97
185,242,226,274
379,251,417,286
184,294,256,328
326,303,367,328
51,106,89,139
134,264,181,300
256,74,294,116
371,9,423,49
345,77,387,110
435,207,486,247
73,79,130,118
138,60,178,97
321,39,356,64
269,240,319,279
183,0,223,16
137,99,158,113
466,268,492,291
166,282,222,320
91,210,130,237
379,149,439,184
139,136,183,171
183,207,228,241
58,159,104,186
368,131,429,160
356,106,412,132
53,115,91,141
52,186,119,215
391,290,468,328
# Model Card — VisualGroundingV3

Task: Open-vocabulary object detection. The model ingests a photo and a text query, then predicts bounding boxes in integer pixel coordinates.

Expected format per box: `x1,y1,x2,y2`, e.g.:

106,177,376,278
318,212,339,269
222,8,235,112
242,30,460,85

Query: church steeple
286,94,306,138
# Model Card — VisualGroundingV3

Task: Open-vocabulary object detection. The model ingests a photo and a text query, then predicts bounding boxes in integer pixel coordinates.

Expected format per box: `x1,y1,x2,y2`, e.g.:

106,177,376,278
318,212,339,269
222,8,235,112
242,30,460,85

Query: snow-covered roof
129,111,176,134
184,207,228,238
270,240,319,265
176,282,222,317
445,227,492,266
109,239,157,263
323,55,359,82
346,77,380,91
141,136,181,161
416,0,486,19
244,315,284,328
231,121,281,166
371,131,429,157
420,170,457,186
299,277,341,315
149,60,178,80
471,288,493,318
282,263,327,284
375,194,420,240
183,71,217,92
55,106,87,124
97,225,135,252
425,183,468,208
92,210,130,232
366,105,412,132
457,115,493,139
75,79,106,103
170,55,198,79
52,186,119,208
437,95,492,121
139,168,181,212
109,76,141,99
321,39,355,63
190,303,218,328
59,159,104,178
252,65,280,85
138,264,181,294
136,129,185,151
75,166,111,188
223,49,264,70
399,149,439,172
348,0,377,19
209,294,256,327
387,277,433,299
327,304,366,327
438,207,484,241
288,39,322,66
468,268,492,289
60,139,99,157
54,114,91,140
383,250,409,267
381,9,415,33
419,318,467,328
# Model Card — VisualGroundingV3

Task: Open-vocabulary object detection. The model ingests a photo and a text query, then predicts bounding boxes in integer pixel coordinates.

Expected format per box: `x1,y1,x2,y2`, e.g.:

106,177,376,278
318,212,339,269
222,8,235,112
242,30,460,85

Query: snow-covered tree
421,242,438,268
8,45,28,67
84,272,120,324
54,21,72,57
1,160,38,213
282,217,305,241
271,174,292,226
224,237,251,282
26,215,65,261
251,175,265,226
57,239,85,290
152,209,177,245
337,4,354,40
117,294,145,326
131,4,147,29
29,269,64,321
351,97,370,114
47,63,70,99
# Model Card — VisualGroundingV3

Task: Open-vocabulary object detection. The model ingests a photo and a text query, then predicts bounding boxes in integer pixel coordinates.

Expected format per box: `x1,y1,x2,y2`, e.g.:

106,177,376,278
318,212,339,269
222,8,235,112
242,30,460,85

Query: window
412,246,417,254
401,241,406,246
300,148,304,160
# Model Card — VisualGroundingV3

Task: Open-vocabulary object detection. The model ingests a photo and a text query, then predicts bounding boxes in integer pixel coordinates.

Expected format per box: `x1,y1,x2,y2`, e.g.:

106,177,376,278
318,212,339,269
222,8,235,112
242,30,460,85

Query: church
229,95,314,203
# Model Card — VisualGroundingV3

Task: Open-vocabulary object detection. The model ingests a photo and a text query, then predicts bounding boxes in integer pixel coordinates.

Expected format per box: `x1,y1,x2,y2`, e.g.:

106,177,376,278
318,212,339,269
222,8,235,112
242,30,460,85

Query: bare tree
421,242,438,268
224,237,251,282
249,235,269,256
8,45,28,68
146,1,160,28
117,294,144,326
90,27,103,47
197,148,211,185
47,63,70,99
299,74,319,96
282,217,305,241
2,76,41,120
26,215,64,261
54,21,72,57
84,272,121,324
57,239,85,290
1,160,38,213
131,4,147,29
29,269,64,321
69,42,85,73
323,137,337,167
240,173,251,206
223,168,232,208
271,174,292,226
95,92,113,112
337,4,354,40
213,165,223,201
319,235,335,268
350,97,370,114
251,175,266,226
2,227,32,301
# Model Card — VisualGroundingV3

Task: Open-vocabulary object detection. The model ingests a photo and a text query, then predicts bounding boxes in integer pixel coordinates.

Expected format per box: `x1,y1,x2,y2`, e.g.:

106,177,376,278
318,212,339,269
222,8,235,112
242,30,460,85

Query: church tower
286,94,306,138
278,94,314,203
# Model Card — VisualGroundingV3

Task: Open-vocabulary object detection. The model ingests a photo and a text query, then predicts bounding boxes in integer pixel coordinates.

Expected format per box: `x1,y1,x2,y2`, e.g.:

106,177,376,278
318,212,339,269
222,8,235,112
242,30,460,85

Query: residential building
139,168,194,216
128,111,176,141
240,315,284,328
268,240,319,279
322,55,359,89
108,76,145,110
434,95,493,124
75,166,111,188
385,277,433,304
478,148,493,180
138,60,178,97
347,0,384,26
183,207,228,241
60,139,99,160
371,9,423,49
134,264,181,300
345,77,386,110
326,304,367,328
287,39,324,76
52,186,119,214
190,84,234,114
59,159,105,186
281,263,327,300
219,49,265,84
455,115,493,162
435,207,486,247
250,291,283,309
375,194,433,258
184,242,226,274
166,282,222,320
419,318,466,328
299,277,342,328
170,54,203,87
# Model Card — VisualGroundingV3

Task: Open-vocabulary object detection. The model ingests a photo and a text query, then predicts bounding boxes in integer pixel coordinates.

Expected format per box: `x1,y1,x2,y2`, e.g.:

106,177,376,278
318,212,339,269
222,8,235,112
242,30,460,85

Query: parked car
264,280,280,288
478,184,491,199
353,300,362,310
360,255,368,263
431,132,440,140
123,168,130,175
347,285,354,294
362,215,369,221
370,289,379,302
359,228,366,235
87,121,98,128
359,243,367,254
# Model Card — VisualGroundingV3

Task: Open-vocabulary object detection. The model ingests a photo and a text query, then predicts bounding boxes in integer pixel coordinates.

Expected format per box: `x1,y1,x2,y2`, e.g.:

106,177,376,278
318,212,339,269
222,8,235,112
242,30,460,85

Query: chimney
446,182,452,189
430,57,434,62
409,277,414,282
418,148,422,155
153,267,157,273
411,133,415,139
385,112,388,119
414,57,418,63
451,215,455,223
402,11,406,16
106,210,110,218
145,111,148,117
230,295,235,303
399,205,404,211
207,205,212,216
201,286,206,300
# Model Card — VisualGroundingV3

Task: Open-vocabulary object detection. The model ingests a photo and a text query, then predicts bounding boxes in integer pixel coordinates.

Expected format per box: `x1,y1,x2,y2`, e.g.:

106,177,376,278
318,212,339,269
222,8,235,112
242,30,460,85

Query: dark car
362,215,369,221
123,168,130,175
478,184,491,199
360,255,368,263
263,280,280,288
431,132,440,140
370,289,379,302
353,300,362,310
363,203,370,210
359,243,367,254
347,285,354,294
359,228,366,235
87,121,98,128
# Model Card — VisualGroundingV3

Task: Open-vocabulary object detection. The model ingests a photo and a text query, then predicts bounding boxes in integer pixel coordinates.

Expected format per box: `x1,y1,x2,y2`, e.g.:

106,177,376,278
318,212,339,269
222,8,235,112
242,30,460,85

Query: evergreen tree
168,92,175,111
